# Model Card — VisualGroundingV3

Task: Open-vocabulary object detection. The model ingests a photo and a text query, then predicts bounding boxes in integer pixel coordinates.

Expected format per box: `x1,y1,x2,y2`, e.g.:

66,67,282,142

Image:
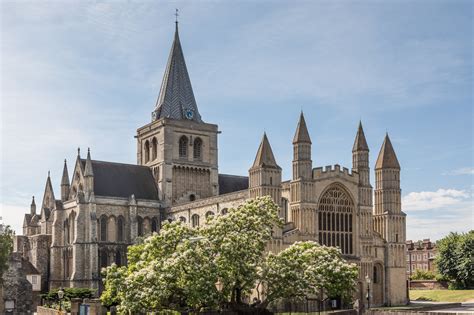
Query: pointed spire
77,147,81,157
30,196,36,216
293,112,312,144
352,121,369,152
84,148,94,176
375,133,400,169
61,159,70,186
252,133,280,169
152,21,202,123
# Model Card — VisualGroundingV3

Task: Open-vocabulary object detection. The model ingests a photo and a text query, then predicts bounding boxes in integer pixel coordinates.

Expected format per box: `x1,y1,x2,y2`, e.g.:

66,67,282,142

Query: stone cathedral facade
15,23,408,306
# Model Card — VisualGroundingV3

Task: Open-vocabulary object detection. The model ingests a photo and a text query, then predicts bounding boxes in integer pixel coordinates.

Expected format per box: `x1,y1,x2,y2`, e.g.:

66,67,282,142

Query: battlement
312,164,358,181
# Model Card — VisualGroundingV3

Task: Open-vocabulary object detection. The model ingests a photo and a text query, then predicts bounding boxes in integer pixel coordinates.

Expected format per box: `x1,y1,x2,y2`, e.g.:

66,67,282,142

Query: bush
411,269,436,280
41,287,96,305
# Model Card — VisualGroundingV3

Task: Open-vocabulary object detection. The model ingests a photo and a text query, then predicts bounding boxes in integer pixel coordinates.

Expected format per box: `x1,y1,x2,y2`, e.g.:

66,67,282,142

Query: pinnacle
252,133,280,169
352,121,369,152
293,112,312,144
375,133,400,169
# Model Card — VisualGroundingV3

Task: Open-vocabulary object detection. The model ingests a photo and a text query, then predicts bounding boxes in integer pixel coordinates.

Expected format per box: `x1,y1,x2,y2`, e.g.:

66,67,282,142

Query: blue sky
1,1,472,240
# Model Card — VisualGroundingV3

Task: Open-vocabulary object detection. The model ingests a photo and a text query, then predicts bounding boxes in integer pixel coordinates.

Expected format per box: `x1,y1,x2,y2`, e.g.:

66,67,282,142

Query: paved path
427,303,474,314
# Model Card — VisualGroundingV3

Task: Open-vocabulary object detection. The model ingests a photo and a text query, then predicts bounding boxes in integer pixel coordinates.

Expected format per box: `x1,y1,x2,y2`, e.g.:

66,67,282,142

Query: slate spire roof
375,133,400,169
252,133,281,169
352,121,369,152
293,112,312,144
152,23,202,123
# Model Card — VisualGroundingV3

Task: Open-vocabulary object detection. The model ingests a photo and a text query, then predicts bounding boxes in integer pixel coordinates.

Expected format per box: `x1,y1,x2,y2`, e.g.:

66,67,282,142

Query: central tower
136,23,219,205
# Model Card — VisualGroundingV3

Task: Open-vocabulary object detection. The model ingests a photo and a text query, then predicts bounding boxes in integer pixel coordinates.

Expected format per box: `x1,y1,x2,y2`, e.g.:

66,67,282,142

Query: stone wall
2,253,34,314
37,306,66,315
409,280,448,290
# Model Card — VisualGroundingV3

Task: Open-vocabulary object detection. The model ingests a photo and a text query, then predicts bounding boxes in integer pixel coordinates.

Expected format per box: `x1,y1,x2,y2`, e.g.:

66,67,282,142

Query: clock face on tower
185,109,194,120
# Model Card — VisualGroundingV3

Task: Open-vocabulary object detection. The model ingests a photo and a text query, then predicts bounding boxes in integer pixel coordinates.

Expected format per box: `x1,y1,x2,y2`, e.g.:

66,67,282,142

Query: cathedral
15,22,408,306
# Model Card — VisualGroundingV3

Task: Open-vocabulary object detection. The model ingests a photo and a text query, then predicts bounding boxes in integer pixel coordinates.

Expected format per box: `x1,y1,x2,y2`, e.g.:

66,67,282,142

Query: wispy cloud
442,167,474,176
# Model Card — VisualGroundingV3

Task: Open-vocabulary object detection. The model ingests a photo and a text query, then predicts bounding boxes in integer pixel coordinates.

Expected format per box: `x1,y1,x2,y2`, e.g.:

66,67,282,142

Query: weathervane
175,8,179,24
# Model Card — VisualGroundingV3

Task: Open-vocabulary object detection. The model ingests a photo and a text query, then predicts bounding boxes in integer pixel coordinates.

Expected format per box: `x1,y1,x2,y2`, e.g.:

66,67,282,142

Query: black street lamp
57,287,64,312
365,275,371,310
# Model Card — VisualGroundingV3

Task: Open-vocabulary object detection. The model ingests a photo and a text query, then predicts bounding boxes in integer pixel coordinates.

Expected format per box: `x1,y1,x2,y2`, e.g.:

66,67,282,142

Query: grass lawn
409,290,474,303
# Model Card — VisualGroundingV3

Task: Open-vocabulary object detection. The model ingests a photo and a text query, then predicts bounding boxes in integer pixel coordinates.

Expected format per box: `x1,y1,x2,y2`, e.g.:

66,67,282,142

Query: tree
101,197,358,312
436,231,474,289
0,225,15,282
260,241,359,308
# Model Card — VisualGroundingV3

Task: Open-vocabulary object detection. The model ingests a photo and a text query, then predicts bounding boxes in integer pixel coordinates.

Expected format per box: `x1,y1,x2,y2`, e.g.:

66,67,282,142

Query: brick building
406,239,437,276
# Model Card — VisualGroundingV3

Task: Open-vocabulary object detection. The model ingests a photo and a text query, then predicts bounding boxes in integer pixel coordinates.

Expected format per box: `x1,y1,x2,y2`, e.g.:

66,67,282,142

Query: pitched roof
152,24,202,123
252,133,280,169
218,174,249,195
80,159,159,200
375,134,400,169
352,121,369,152
293,112,312,144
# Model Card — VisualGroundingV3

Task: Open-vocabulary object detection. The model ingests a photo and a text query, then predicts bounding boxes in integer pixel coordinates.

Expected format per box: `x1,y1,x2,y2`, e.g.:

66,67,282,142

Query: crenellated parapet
312,164,359,184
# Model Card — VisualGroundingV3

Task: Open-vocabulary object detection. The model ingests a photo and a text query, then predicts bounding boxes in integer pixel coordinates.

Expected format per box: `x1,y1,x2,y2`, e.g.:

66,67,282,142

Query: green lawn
409,290,474,303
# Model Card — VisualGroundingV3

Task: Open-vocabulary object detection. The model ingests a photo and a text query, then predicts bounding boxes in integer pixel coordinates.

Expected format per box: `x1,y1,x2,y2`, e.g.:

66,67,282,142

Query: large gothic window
317,185,354,255
100,215,107,242
193,137,202,160
179,136,188,158
100,250,108,269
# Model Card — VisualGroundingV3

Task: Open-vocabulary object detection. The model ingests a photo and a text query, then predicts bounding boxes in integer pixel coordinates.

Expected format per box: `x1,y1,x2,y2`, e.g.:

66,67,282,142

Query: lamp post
57,287,65,312
365,275,371,310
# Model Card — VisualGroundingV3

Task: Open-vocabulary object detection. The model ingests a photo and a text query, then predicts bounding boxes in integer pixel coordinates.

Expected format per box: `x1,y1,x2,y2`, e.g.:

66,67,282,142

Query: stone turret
292,112,312,180
61,159,70,202
249,133,282,206
374,133,407,306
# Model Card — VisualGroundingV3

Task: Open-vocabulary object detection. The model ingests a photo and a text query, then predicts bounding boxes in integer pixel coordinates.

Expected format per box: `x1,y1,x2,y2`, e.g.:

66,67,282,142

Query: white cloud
404,188,473,241
402,188,471,211
442,167,474,176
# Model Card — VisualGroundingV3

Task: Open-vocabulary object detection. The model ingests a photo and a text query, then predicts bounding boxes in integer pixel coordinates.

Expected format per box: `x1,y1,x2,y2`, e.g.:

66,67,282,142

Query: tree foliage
435,231,474,289
101,197,358,313
0,225,14,282
261,241,358,307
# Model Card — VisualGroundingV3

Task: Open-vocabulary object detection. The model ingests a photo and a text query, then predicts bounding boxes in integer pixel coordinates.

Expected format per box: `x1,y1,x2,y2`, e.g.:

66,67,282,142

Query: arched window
151,218,158,233
117,216,124,242
189,194,196,201
373,265,378,284
317,185,355,254
100,215,107,242
64,219,70,245
179,136,188,158
179,216,187,223
137,217,144,236
191,214,200,228
100,250,108,269
193,137,202,160
221,208,228,216
115,250,122,266
144,140,150,163
69,212,75,244
205,211,215,219
152,137,158,160
281,198,289,222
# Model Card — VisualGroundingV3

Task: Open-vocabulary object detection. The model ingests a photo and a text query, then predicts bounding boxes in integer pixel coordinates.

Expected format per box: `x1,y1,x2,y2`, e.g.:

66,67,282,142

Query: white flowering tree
101,197,358,313
259,241,359,308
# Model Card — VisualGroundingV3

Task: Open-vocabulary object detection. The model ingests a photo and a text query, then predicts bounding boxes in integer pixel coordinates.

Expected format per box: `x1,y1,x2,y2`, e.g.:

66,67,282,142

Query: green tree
436,231,474,289
260,241,359,308
0,225,15,282
101,197,358,313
